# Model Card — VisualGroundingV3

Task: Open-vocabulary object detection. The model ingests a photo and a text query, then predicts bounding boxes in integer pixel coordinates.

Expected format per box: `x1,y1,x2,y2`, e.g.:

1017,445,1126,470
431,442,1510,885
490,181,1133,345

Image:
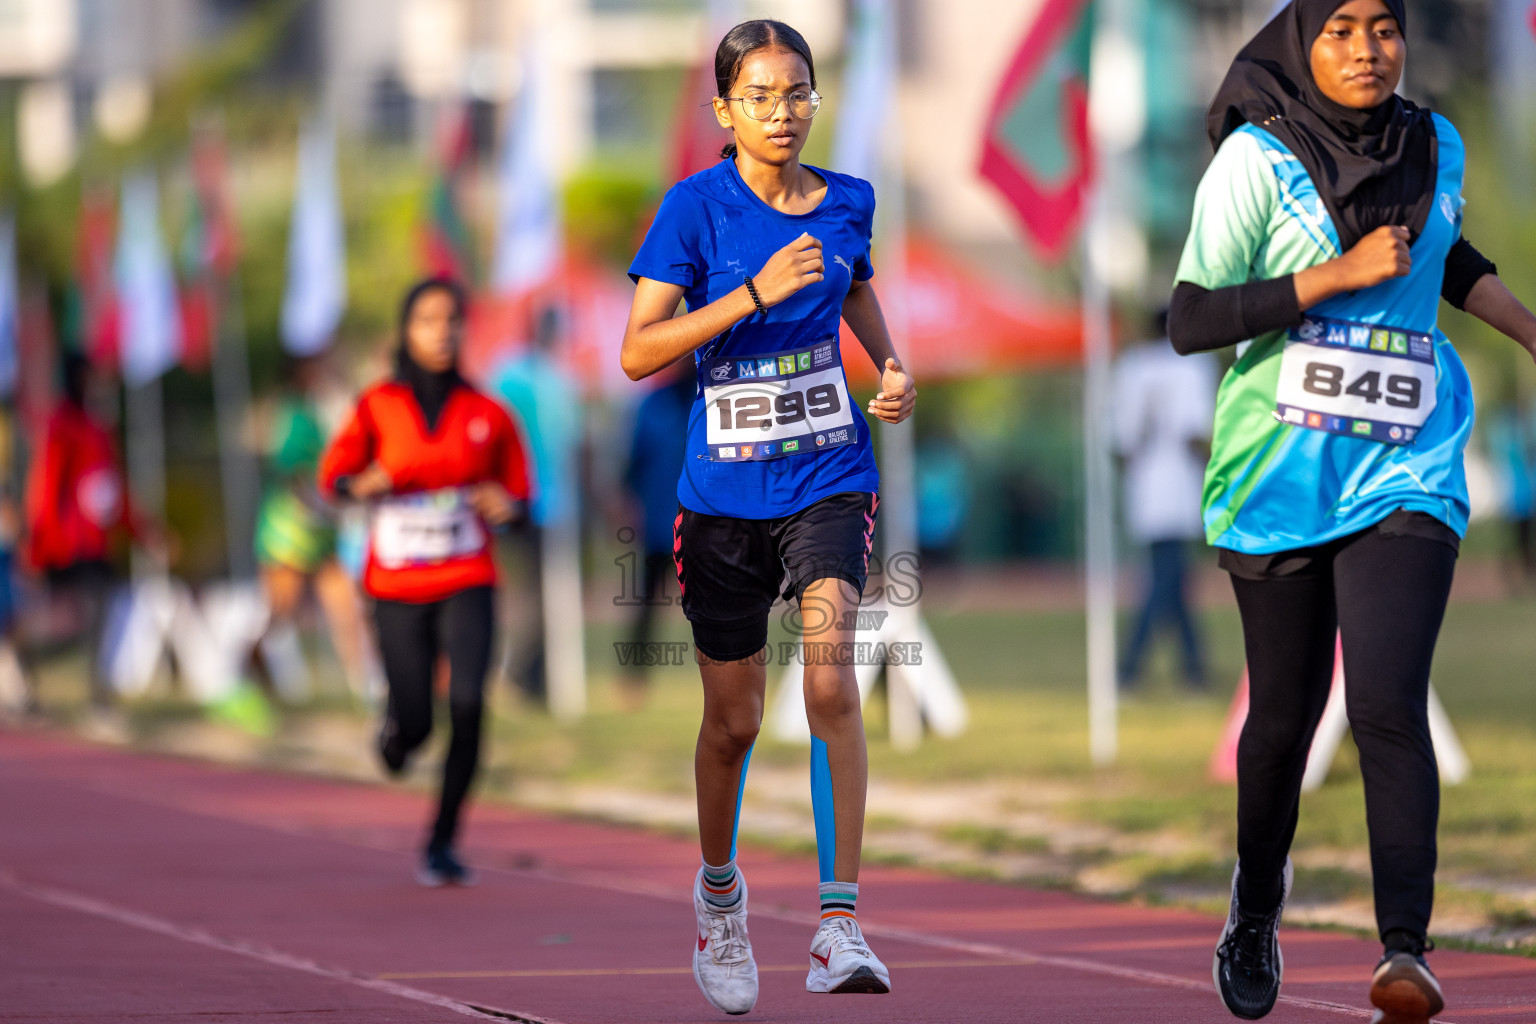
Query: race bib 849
1274,315,1438,445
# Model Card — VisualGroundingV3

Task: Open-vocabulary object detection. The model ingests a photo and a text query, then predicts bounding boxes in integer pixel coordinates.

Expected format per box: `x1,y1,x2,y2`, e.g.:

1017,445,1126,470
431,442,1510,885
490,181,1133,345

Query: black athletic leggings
1230,520,1457,940
374,586,496,850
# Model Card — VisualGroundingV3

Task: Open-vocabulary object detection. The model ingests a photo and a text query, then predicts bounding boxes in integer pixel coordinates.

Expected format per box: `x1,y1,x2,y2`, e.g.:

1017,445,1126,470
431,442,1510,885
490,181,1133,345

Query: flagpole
196,116,260,584
126,374,166,581
1081,174,1117,767
117,170,182,584
876,54,924,751
212,275,258,581
493,26,586,721
1082,0,1141,767
767,0,966,750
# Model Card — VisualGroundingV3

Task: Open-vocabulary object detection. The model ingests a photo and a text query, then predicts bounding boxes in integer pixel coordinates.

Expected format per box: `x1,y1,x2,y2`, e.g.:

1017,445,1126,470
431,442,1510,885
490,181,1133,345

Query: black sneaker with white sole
1369,933,1443,1024
417,844,477,887
1213,858,1292,1020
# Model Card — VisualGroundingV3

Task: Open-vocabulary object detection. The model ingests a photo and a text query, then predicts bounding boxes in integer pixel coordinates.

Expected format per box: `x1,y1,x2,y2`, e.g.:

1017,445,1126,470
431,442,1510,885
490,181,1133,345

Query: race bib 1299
702,341,857,461
1274,315,1438,445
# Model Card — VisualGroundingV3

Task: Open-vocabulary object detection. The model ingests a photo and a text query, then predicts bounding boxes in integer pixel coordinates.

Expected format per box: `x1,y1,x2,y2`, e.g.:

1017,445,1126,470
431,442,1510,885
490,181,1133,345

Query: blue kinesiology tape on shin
810,736,836,883
728,742,754,861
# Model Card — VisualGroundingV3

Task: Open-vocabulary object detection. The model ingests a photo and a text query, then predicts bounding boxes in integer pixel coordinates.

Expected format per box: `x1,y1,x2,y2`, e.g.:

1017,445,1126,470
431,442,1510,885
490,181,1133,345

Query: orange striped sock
701,859,741,911
819,880,858,923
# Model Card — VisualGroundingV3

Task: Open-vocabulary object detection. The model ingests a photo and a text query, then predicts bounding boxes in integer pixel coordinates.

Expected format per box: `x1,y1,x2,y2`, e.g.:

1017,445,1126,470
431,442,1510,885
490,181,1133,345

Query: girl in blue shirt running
621,19,914,1015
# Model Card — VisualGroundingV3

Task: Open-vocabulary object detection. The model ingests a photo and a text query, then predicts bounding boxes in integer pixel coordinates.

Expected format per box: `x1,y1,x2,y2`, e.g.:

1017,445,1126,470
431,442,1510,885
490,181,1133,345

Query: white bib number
1274,316,1437,445
372,489,486,569
703,342,857,461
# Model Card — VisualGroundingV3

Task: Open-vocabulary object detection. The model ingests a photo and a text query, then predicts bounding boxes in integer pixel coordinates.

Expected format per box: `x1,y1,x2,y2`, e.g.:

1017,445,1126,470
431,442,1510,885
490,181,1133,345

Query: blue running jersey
1176,115,1475,553
628,159,881,520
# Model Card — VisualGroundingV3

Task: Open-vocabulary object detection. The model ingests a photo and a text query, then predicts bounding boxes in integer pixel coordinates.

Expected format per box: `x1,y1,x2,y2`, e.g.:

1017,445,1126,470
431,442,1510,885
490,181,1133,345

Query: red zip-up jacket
23,402,135,572
319,380,531,602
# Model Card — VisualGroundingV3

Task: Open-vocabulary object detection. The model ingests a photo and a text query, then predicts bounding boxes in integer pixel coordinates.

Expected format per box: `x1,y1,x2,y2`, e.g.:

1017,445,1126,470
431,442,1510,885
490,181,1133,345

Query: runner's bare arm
621,233,827,380
1461,275,1536,364
622,278,754,381
842,278,915,425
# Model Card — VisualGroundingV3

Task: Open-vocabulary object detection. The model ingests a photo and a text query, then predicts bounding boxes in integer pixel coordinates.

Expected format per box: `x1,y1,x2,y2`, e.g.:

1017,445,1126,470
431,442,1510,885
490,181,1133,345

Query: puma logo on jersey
833,255,853,275
1439,192,1456,225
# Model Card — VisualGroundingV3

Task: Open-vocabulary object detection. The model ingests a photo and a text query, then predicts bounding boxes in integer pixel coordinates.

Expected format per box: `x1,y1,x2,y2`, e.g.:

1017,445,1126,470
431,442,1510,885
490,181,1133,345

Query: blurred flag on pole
71,188,120,370
832,0,894,180
491,43,561,296
188,131,239,276
420,103,476,284
978,0,1095,259
668,0,742,183
0,212,16,398
179,129,240,372
281,114,346,357
115,172,183,387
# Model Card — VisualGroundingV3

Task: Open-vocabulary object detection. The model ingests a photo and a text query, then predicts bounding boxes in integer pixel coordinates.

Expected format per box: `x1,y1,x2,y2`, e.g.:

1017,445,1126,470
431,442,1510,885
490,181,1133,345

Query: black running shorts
674,491,879,661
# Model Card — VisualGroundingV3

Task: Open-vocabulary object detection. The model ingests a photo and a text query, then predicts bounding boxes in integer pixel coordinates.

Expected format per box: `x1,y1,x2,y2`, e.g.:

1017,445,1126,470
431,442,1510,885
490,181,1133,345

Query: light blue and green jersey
1175,116,1475,554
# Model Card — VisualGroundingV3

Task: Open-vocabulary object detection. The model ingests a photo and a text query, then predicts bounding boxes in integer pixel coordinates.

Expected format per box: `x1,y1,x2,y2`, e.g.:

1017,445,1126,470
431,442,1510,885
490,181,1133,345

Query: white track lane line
0,868,564,1024
506,865,1390,1021
51,772,1473,1024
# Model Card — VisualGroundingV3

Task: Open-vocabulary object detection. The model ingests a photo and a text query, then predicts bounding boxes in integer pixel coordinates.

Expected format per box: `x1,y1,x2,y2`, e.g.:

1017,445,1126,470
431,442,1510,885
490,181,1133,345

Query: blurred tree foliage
2,0,1531,575
564,164,657,268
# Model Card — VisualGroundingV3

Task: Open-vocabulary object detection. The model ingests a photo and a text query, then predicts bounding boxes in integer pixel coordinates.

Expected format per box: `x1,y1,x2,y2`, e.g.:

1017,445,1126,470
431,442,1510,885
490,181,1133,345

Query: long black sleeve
1171,235,1496,355
1441,236,1496,310
1167,276,1303,355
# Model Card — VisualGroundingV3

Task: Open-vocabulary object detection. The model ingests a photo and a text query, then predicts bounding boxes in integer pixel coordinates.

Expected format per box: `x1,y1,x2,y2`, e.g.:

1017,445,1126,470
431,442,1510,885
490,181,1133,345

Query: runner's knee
803,664,859,723
703,708,761,755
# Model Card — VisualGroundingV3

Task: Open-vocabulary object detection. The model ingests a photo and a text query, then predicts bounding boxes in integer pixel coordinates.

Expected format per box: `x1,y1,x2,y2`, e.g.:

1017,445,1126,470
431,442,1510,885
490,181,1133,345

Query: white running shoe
692,868,758,1015
805,916,891,994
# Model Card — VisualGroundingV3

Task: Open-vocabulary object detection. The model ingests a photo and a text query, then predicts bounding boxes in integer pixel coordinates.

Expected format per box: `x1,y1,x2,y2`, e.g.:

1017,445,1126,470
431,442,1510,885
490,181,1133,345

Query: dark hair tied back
713,19,816,161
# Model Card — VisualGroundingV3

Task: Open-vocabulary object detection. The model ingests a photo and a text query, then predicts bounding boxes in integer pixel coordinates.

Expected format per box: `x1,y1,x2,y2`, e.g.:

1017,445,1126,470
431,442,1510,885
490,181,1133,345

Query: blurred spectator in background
1113,313,1216,690
21,352,152,721
916,431,971,565
1488,399,1536,585
490,307,579,706
254,353,376,704
618,357,691,708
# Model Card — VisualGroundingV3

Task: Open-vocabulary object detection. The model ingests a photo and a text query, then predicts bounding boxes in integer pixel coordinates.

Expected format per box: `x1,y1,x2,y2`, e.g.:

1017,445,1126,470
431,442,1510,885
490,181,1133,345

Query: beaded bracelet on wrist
743,275,768,316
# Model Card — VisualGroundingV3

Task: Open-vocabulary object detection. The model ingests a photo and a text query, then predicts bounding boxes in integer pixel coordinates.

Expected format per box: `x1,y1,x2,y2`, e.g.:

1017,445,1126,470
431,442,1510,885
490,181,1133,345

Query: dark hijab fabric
394,279,466,432
1206,0,1436,252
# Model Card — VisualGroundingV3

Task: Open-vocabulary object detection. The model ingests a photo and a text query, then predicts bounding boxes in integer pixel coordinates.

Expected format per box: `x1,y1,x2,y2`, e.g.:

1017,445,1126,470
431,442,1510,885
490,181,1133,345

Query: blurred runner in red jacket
22,353,143,713
319,278,530,886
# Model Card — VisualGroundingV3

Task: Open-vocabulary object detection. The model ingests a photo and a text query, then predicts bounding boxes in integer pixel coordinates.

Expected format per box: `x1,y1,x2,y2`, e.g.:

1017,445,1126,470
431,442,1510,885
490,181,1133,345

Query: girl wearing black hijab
320,279,530,885
1168,2,1536,1021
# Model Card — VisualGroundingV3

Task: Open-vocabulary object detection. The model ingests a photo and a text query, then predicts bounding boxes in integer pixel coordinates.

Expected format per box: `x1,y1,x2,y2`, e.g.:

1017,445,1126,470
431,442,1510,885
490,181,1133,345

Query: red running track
1,730,1532,1023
